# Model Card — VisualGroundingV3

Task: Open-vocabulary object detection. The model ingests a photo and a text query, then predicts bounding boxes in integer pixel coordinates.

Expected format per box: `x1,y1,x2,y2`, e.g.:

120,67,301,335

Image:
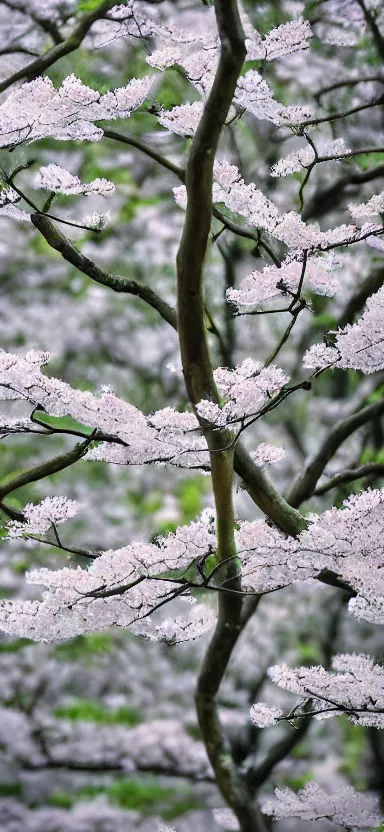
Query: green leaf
53,697,141,726
76,0,114,11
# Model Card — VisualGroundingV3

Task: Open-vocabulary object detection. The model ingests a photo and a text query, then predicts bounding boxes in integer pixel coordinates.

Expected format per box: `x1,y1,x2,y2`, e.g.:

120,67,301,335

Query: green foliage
48,791,74,809
354,152,384,171
360,446,384,465
0,783,22,797
290,740,311,760
128,489,163,515
176,478,204,523
366,384,384,405
245,1,285,32
296,638,323,665
97,779,173,812
338,721,367,788
53,697,141,726
76,0,125,13
54,632,115,662
119,193,164,224
48,777,201,819
31,412,94,435
280,771,313,791
0,637,34,653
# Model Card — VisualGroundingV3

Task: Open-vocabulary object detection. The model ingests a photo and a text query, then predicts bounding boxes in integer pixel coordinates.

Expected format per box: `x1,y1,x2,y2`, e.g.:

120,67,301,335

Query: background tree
0,0,383,830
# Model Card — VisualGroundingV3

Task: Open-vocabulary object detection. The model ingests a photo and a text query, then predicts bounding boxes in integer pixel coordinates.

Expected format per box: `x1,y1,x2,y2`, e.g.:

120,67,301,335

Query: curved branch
287,397,384,508
103,130,280,265
337,265,384,329
303,162,384,221
0,436,94,502
103,129,186,181
299,94,384,128
355,0,384,61
175,2,267,829
314,462,384,496
30,214,177,330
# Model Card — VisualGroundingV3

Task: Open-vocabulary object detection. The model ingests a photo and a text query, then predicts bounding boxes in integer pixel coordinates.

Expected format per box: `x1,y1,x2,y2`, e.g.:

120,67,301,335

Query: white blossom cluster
249,702,283,727
11,0,75,22
146,11,313,130
175,159,383,251
349,190,384,219
322,29,358,46
0,579,175,643
0,796,151,832
14,506,216,581
212,807,239,830
82,211,111,231
91,1,154,48
146,17,218,98
267,653,384,728
238,488,384,609
196,359,289,427
0,349,210,469
7,496,79,538
0,185,30,223
0,203,31,223
234,69,313,126
0,510,219,642
262,783,381,828
159,72,312,133
0,414,32,437
86,406,210,469
271,138,352,177
38,165,115,197
0,186,20,207
4,474,384,642
147,11,312,79
304,283,384,373
250,653,384,731
226,255,339,311
235,518,317,592
250,443,286,467
242,14,312,61
157,101,204,138
366,234,384,253
0,74,154,148
133,603,217,645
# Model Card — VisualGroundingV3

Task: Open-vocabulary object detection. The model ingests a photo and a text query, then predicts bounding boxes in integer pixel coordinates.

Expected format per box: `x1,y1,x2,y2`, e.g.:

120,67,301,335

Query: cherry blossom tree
0,0,384,829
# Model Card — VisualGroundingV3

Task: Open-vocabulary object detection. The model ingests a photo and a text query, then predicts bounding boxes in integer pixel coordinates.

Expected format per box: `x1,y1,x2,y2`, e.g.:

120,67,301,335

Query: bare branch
288,398,384,507
0,436,94,502
31,214,177,330
314,462,384,496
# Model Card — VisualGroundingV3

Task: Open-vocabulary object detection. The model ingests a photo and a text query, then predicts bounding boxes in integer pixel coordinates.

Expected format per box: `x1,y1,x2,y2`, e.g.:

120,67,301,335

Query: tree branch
30,214,177,330
175,2,267,828
287,398,384,507
337,265,384,329
314,462,384,496
355,0,384,61
104,130,280,266
234,443,307,535
103,129,186,181
299,94,384,128
0,436,94,502
303,162,384,221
